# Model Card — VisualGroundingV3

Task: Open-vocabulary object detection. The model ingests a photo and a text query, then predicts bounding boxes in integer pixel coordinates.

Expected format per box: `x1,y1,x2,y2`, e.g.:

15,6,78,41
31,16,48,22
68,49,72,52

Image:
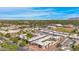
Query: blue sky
0,7,79,20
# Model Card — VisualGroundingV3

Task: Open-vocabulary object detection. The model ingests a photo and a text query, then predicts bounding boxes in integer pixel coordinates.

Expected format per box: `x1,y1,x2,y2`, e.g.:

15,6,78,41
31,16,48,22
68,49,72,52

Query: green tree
0,33,4,36
1,42,19,51
77,32,79,36
71,44,79,51
9,44,18,51
71,29,77,34
10,37,19,44
1,42,9,48
5,33,11,38
19,40,27,47
26,33,33,39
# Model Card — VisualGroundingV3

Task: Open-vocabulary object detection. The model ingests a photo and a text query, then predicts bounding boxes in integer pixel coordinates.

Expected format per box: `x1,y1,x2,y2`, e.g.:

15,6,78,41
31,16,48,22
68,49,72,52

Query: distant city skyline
0,7,79,20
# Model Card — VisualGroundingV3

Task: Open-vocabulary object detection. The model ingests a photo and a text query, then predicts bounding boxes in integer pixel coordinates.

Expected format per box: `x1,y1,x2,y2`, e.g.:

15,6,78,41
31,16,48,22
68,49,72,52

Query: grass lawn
54,27,74,33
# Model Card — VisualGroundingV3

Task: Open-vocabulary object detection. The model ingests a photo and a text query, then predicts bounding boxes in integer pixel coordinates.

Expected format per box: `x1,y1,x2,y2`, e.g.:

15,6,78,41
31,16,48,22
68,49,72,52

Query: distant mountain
68,17,79,20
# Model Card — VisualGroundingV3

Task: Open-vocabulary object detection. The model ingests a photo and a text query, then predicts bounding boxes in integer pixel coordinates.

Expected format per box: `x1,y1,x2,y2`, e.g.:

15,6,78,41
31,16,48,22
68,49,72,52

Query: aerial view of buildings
0,7,79,51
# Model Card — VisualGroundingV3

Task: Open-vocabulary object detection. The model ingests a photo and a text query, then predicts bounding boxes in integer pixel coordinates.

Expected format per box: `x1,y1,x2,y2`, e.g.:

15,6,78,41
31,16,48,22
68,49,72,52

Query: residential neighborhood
0,20,78,51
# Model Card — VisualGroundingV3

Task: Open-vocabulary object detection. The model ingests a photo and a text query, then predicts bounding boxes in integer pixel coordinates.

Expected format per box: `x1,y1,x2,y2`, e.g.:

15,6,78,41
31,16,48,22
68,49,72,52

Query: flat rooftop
32,35,54,46
30,35,61,47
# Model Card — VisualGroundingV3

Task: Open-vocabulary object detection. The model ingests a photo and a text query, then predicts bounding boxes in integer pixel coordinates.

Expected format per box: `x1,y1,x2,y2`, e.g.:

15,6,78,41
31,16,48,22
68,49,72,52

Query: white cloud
0,12,51,19
62,13,79,19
